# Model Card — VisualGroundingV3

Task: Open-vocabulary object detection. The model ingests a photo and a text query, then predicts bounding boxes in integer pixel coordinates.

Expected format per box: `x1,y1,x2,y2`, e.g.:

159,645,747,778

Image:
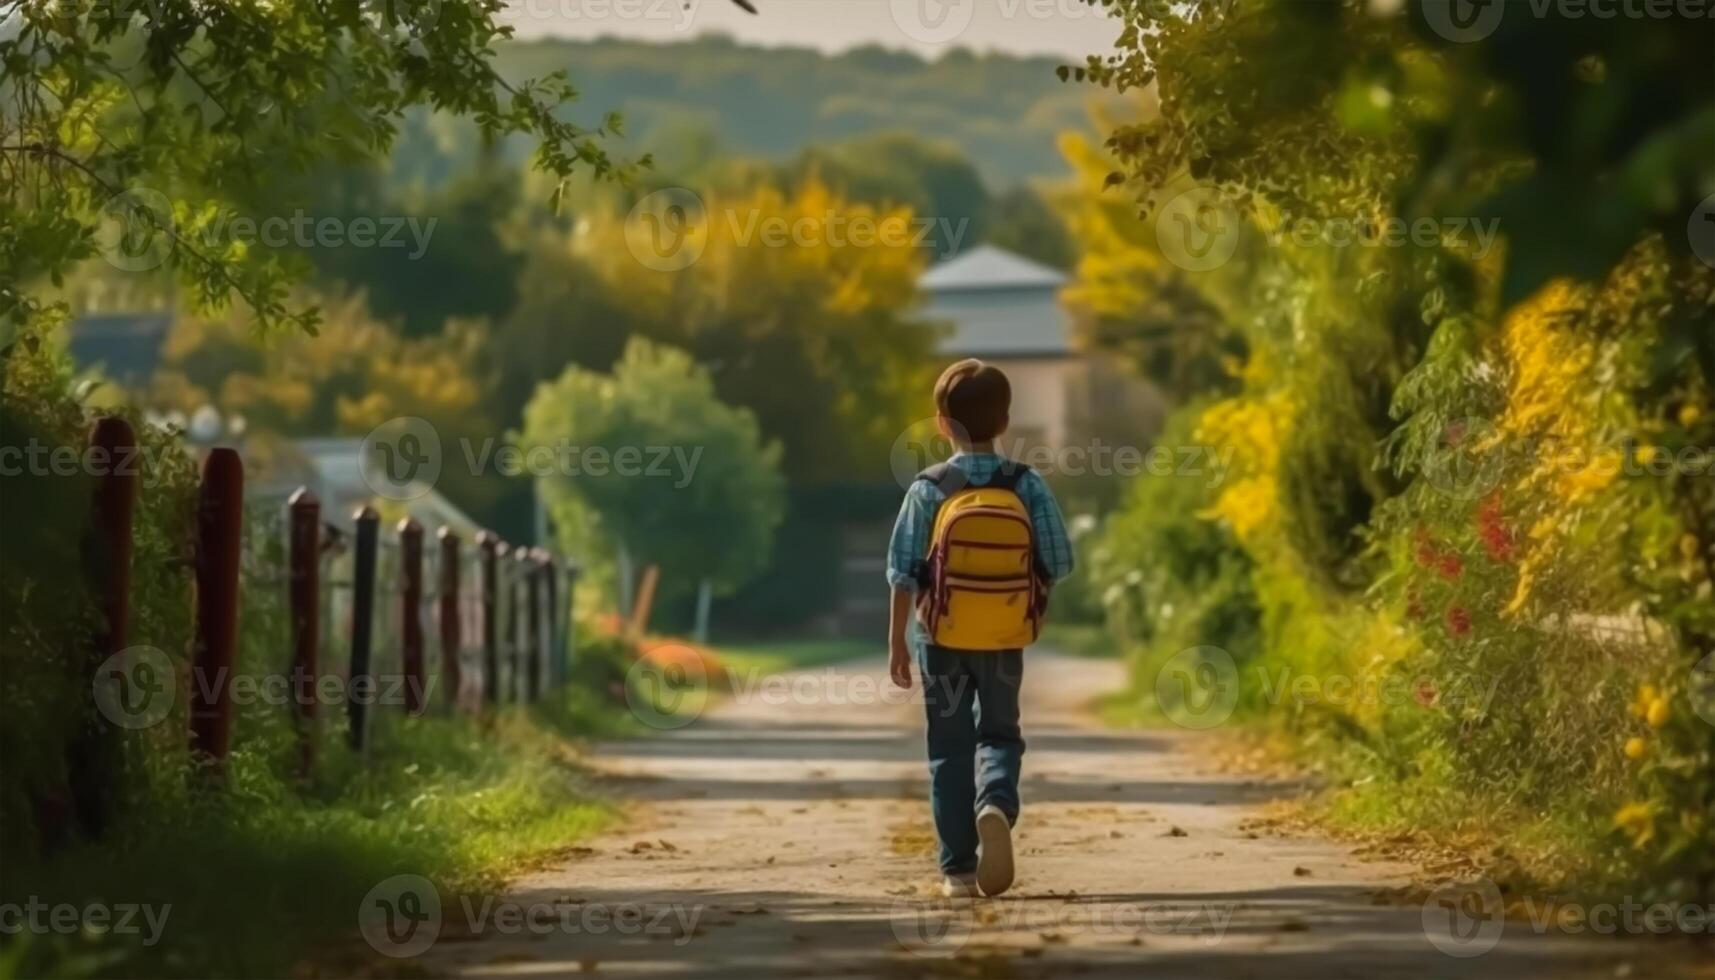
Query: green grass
713,637,879,678
1094,657,1645,899
0,687,631,980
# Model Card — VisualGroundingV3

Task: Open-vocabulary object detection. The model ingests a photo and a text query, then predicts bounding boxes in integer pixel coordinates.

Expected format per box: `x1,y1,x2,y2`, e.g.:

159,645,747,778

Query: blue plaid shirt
886,452,1075,594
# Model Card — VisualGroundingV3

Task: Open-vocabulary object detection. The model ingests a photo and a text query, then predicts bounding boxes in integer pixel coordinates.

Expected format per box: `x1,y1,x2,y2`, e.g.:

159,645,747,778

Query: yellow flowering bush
1195,392,1294,542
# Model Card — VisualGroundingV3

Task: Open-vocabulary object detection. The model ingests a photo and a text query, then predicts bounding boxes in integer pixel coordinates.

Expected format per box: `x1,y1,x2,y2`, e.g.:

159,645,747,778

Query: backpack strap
914,460,1032,495
983,460,1033,493
915,462,968,495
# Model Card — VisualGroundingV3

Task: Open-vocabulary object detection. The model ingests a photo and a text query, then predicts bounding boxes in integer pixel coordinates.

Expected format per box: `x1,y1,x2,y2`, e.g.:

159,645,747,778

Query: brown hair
933,359,1011,444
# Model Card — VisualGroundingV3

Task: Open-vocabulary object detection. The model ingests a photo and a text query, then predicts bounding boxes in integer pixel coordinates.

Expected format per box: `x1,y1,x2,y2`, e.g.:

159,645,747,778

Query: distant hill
395,35,1118,189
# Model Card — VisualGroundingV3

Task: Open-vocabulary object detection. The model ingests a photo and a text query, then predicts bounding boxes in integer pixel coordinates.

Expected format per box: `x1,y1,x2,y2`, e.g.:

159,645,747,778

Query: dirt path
423,652,1704,978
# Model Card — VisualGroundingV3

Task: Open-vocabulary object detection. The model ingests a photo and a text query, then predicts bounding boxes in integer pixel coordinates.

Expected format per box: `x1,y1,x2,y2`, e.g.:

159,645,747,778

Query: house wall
981,355,1168,476
991,356,1075,453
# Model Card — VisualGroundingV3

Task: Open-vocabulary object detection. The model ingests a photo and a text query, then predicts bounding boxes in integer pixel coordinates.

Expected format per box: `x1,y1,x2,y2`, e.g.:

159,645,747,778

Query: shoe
975,805,1015,897
941,873,978,899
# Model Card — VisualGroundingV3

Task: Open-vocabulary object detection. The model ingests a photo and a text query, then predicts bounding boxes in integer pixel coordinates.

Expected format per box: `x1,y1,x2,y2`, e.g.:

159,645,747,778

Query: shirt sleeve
1022,470,1075,583
885,482,936,592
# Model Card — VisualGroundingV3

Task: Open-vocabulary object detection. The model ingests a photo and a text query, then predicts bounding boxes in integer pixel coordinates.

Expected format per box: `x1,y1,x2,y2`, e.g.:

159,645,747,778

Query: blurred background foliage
1077,0,1714,901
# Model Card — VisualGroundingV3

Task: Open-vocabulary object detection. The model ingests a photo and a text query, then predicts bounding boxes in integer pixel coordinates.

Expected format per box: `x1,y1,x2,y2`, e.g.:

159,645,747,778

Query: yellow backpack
914,462,1048,651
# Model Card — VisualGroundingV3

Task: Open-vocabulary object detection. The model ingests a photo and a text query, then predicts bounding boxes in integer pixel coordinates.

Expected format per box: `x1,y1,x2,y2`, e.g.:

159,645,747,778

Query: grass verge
1096,672,1652,903
0,688,632,979
712,637,878,678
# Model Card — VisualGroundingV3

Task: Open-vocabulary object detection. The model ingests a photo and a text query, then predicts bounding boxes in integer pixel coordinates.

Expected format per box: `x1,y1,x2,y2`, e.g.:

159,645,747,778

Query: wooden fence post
498,541,515,702
348,507,379,750
437,527,462,713
399,518,426,716
540,552,560,688
515,547,534,702
563,560,580,680
71,416,138,834
477,532,499,706
287,489,320,776
525,550,544,701
189,448,243,771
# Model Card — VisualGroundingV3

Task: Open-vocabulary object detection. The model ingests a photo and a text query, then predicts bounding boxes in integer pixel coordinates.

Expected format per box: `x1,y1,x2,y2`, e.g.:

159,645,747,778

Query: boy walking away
886,359,1075,898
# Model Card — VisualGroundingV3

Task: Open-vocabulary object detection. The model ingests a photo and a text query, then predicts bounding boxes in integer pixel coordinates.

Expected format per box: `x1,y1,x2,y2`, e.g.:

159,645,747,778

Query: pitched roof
919,246,1072,357
919,245,1067,292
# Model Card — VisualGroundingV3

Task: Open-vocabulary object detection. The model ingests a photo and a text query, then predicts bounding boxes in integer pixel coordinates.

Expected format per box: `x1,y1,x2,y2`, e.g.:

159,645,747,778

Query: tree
786,133,992,258
1056,129,1242,401
147,292,503,516
1075,0,1713,303
297,160,527,337
986,185,1077,271
568,177,939,485
519,338,785,617
150,293,488,433
1,0,643,336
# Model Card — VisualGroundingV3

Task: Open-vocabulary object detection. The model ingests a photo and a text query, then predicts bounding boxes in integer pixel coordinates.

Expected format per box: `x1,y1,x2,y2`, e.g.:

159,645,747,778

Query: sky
501,0,1124,60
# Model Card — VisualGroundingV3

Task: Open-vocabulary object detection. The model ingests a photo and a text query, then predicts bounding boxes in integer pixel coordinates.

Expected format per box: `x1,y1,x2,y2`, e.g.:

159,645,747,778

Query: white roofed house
919,245,1164,464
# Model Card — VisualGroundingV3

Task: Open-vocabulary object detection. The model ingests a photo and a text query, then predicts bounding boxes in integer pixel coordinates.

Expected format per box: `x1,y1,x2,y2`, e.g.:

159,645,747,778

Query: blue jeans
916,642,1025,876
